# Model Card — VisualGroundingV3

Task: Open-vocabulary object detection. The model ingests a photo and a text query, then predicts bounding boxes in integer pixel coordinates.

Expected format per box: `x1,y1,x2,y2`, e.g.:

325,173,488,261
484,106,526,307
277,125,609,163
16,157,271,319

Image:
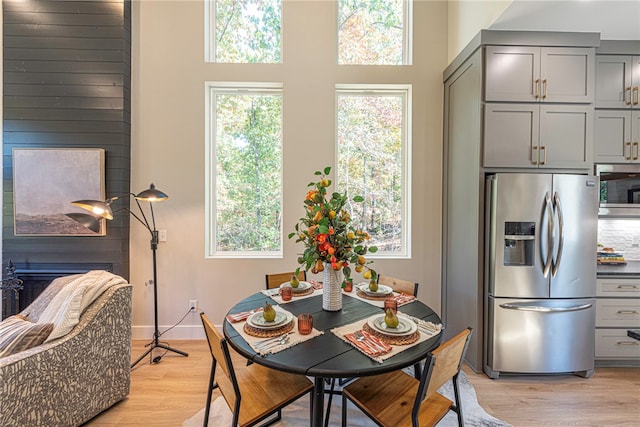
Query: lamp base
131,340,188,369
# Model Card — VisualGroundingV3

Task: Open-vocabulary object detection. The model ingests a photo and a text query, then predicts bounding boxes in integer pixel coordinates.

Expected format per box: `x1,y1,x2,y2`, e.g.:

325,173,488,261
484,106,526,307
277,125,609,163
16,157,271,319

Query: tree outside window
209,0,281,63
337,0,411,65
206,83,283,257
336,85,411,256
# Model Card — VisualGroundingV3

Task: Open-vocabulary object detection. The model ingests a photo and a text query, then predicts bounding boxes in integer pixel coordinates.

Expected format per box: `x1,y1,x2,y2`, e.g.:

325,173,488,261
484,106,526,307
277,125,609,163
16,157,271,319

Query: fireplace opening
1,262,113,319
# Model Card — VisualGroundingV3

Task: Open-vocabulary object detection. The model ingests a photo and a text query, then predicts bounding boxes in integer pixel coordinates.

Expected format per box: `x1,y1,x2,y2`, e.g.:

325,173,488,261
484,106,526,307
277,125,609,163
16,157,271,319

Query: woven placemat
291,287,314,297
244,320,294,338
356,289,392,301
363,323,419,345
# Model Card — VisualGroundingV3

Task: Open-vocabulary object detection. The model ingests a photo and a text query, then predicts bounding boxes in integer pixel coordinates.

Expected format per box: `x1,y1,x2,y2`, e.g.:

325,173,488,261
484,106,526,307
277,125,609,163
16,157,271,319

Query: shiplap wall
2,0,131,278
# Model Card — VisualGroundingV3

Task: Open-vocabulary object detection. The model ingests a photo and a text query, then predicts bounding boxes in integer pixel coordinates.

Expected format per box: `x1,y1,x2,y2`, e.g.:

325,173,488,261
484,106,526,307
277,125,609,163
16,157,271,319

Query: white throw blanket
36,270,127,342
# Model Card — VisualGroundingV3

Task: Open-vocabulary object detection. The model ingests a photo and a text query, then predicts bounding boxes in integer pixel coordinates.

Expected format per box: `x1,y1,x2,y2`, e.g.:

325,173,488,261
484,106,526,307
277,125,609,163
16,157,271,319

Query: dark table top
223,291,443,379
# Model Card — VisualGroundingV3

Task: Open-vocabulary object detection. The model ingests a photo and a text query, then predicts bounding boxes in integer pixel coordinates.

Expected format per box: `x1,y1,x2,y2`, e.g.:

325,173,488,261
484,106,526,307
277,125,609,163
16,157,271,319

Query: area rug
182,371,512,426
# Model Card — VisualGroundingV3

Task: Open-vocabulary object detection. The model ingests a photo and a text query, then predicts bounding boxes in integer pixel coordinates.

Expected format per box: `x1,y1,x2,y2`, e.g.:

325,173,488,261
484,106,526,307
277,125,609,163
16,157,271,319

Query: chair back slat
265,271,306,290
378,275,418,296
423,327,472,399
201,313,232,378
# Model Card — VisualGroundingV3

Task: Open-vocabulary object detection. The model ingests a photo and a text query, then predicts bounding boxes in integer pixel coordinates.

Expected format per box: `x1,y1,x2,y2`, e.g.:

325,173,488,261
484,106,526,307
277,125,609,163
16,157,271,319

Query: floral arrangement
288,166,377,282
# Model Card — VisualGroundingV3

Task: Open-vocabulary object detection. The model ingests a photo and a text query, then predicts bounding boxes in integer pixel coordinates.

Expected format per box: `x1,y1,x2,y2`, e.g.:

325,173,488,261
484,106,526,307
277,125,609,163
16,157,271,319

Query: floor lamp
68,183,188,368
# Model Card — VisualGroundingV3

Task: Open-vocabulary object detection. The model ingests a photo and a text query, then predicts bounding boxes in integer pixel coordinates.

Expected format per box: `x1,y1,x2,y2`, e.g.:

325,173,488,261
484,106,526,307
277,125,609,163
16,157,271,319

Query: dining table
223,285,443,427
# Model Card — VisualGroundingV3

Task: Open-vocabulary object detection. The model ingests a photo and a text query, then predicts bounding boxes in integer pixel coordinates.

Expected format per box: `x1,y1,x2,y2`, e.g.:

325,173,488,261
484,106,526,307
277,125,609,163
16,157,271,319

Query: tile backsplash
598,219,640,260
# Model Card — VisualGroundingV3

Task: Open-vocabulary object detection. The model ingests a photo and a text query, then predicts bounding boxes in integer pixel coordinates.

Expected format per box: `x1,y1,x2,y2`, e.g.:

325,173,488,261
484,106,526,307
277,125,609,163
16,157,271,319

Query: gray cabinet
595,110,640,163
484,103,594,169
485,46,595,103
595,55,640,109
595,277,640,362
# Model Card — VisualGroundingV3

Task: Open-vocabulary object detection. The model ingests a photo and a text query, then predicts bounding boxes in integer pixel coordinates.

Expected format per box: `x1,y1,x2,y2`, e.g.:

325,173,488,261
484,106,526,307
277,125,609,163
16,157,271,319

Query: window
337,0,412,65
336,85,411,257
206,0,282,63
205,82,283,257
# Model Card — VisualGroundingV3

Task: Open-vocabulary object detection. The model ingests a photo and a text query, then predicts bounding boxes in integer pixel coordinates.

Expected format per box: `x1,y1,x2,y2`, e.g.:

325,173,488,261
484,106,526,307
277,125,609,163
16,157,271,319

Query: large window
337,0,412,65
206,0,282,63
205,82,283,257
336,85,411,257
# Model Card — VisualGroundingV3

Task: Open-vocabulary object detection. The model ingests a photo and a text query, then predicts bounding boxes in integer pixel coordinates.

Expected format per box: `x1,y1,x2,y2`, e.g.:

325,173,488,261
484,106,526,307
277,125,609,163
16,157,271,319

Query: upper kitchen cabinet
485,103,594,169
595,110,640,163
595,55,640,109
485,46,595,103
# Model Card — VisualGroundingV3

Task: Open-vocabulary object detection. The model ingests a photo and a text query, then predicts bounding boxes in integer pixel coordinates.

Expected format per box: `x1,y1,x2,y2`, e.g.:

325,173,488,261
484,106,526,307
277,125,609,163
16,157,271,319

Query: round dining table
223,290,443,427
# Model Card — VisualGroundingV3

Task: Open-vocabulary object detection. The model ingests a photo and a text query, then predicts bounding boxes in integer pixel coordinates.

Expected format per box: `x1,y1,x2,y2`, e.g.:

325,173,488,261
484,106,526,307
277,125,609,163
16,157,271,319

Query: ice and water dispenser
504,222,535,266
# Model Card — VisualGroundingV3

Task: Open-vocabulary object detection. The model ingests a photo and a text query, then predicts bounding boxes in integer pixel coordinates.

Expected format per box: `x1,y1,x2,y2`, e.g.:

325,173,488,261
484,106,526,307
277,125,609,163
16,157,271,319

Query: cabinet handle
532,146,539,165
616,309,638,315
633,87,639,105
542,79,548,99
616,341,639,346
535,79,540,99
634,142,639,160
626,87,633,105
540,145,546,165
626,142,632,160
617,284,639,290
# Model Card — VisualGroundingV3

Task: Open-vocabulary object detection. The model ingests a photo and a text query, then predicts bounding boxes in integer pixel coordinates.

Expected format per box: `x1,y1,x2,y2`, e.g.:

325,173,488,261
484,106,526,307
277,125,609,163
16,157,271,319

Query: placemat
362,322,420,345
229,306,323,355
331,310,441,363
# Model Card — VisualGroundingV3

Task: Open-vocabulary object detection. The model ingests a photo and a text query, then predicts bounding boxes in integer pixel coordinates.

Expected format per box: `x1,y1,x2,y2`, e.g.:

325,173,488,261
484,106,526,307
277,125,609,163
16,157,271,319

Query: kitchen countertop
597,260,640,277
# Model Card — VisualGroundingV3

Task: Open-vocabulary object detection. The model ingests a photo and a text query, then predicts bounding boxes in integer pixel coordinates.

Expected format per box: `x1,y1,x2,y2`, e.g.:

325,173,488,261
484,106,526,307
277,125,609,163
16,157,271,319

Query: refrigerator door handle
551,191,564,277
499,302,593,312
542,192,554,278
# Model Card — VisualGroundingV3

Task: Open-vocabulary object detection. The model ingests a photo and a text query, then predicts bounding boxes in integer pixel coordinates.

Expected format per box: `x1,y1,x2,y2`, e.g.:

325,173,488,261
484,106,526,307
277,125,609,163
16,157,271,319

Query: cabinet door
595,55,632,108
541,47,594,103
539,105,593,169
595,110,632,162
483,103,539,168
485,46,539,102
633,111,640,161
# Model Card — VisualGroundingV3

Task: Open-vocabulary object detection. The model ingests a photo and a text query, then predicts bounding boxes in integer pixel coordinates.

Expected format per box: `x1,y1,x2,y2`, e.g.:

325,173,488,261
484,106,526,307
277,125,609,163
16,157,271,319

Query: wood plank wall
2,0,131,278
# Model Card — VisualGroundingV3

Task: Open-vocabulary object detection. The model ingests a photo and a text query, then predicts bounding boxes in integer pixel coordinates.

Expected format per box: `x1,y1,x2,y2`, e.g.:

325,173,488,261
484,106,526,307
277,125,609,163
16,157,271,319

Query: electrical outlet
158,229,168,242
189,299,198,312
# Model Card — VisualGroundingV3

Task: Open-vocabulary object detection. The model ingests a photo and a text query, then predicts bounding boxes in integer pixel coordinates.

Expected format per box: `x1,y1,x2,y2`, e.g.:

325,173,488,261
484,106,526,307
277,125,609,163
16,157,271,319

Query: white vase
322,263,343,311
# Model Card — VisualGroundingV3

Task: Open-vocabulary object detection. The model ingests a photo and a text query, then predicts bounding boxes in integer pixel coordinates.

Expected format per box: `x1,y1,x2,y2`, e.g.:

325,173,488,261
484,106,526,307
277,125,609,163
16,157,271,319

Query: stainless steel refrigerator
484,173,598,379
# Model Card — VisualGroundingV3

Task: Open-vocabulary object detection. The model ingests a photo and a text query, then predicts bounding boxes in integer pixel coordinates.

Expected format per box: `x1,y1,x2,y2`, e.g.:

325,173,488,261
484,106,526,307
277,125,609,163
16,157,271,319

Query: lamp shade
135,183,168,202
70,199,114,220
65,213,102,233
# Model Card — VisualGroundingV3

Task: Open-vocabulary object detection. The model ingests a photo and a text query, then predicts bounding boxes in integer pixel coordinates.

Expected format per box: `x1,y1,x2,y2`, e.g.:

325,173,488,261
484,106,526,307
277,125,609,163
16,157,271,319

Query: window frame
335,83,412,259
205,81,284,258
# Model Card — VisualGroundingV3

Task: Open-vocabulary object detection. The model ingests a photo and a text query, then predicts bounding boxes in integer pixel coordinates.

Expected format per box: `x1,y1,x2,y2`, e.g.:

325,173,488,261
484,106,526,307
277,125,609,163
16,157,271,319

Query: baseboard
131,324,208,340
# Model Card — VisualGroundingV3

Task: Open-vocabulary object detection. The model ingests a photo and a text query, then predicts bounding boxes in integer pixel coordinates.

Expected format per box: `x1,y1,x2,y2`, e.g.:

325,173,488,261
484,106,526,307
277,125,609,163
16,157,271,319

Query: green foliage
216,92,282,252
215,0,281,63
289,167,377,280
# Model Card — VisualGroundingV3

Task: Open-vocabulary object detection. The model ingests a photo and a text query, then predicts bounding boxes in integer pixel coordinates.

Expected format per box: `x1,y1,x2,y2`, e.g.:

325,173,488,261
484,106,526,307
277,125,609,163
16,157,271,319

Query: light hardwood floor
84,340,640,426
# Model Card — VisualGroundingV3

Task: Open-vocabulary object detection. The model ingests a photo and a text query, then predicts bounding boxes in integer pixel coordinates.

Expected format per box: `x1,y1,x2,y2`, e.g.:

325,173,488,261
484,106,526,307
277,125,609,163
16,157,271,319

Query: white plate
358,283,393,297
368,314,417,336
248,310,292,329
280,281,312,293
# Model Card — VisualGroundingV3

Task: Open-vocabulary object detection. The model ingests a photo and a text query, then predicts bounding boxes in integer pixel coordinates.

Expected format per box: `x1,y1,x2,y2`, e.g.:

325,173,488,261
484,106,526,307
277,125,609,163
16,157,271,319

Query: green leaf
288,232,296,239
368,246,378,253
343,266,351,278
314,171,322,175
323,166,331,175
352,195,364,202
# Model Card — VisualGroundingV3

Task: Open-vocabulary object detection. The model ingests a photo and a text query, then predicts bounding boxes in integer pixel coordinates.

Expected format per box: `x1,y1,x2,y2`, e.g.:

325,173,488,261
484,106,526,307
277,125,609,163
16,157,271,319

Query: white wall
599,220,640,261
130,0,448,338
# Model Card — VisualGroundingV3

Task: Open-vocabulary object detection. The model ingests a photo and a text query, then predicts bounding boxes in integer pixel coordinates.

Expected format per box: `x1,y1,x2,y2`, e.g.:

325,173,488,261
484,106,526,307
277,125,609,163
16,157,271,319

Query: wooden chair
341,327,473,427
378,275,419,296
265,271,307,290
200,313,313,427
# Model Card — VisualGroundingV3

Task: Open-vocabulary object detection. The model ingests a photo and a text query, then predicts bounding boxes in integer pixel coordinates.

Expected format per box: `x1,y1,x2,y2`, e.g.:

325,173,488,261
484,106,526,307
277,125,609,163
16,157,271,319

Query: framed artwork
13,148,106,236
